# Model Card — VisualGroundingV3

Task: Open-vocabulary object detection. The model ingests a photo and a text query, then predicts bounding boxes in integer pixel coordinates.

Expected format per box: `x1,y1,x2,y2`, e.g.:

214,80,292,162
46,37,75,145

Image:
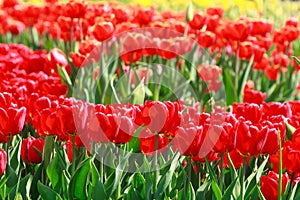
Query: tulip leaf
223,177,238,200
283,181,291,200
154,153,180,198
222,68,238,105
196,181,209,199
211,180,222,200
288,181,298,200
43,135,54,169
68,158,90,200
37,181,62,200
227,153,238,180
90,160,106,199
257,185,266,200
186,2,194,22
266,83,284,102
131,79,145,104
6,165,18,188
10,139,21,171
285,122,296,141
9,174,31,200
46,154,61,192
205,157,217,183
30,162,44,200
255,156,269,183
293,56,300,65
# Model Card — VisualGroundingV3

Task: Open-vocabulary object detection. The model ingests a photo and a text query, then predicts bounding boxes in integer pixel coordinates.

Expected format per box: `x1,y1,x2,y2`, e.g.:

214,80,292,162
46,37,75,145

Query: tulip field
2,0,300,199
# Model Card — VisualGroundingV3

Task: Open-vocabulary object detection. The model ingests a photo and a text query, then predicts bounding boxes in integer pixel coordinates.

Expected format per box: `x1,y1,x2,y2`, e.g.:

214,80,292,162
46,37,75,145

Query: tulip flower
0,149,6,176
260,171,289,200
21,136,45,164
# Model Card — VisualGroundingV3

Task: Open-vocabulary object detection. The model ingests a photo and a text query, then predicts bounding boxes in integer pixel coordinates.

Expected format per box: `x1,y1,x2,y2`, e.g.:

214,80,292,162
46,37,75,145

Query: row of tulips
1,0,300,82
1,0,300,199
0,42,299,199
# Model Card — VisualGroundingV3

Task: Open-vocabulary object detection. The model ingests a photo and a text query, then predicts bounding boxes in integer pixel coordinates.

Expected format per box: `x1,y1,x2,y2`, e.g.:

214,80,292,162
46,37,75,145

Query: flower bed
0,0,300,199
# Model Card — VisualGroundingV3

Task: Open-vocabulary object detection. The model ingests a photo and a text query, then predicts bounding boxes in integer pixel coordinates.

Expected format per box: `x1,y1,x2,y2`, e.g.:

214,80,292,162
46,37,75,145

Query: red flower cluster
0,1,298,81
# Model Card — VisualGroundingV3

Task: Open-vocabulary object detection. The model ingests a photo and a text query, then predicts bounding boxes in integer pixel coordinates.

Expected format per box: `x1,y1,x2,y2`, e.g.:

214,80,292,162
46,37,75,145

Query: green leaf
286,122,296,141
14,192,22,200
211,180,222,200
227,153,238,181
196,181,209,199
288,182,299,200
283,181,291,200
187,182,196,200
185,2,194,22
69,158,90,200
90,160,106,199
266,83,284,102
293,56,300,65
222,68,238,105
10,139,21,171
257,185,266,200
131,80,145,104
37,181,62,200
57,65,72,86
6,165,18,188
30,163,43,200
237,55,253,102
154,153,180,198
223,177,238,200
46,155,60,191
43,135,55,169
205,157,217,182
9,174,31,200
255,156,269,183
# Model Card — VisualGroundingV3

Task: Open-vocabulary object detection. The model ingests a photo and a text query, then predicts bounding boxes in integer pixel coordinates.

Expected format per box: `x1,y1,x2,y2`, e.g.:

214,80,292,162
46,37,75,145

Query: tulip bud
0,149,6,175
21,136,45,164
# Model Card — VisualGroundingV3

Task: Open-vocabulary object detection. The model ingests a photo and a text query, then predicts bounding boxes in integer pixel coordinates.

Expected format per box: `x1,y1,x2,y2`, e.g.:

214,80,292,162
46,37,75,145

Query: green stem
235,42,240,91
219,153,224,192
71,135,76,176
153,133,159,193
241,157,247,200
278,131,283,200
153,63,166,101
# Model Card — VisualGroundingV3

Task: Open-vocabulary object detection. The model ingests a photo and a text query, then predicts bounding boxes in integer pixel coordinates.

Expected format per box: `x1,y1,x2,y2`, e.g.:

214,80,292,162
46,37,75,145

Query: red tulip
0,106,26,136
236,120,265,156
206,7,224,18
261,171,289,200
92,21,114,42
224,20,251,41
250,19,273,36
189,12,207,30
135,7,155,26
243,88,266,104
0,149,6,175
70,52,87,68
197,31,216,48
232,103,262,123
139,128,168,155
223,149,250,169
21,136,45,164
64,0,87,19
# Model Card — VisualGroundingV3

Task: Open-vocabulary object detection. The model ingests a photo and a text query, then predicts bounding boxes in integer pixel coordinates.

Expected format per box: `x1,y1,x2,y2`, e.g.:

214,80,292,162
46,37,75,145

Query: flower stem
71,135,76,176
219,153,224,192
241,156,247,200
278,131,283,200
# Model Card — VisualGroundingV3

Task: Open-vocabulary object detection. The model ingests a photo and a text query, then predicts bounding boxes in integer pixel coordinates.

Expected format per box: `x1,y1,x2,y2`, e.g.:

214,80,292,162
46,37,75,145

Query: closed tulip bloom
261,171,289,200
0,149,6,175
92,21,114,42
21,136,45,164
